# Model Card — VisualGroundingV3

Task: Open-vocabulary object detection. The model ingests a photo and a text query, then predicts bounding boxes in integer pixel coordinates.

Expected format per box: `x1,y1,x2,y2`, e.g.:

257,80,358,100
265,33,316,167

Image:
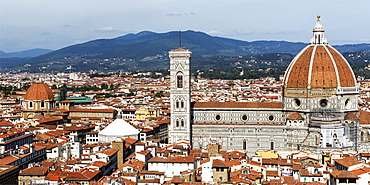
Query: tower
169,47,192,143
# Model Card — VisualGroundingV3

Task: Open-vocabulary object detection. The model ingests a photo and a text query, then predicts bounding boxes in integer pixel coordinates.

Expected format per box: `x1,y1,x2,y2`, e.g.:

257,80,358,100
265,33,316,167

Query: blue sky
1,0,369,52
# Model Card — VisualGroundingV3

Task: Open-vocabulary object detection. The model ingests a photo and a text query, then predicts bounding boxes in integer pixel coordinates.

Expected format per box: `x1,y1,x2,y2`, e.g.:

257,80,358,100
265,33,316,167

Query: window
41,101,45,108
29,101,33,108
177,74,183,88
294,98,301,107
181,101,184,108
268,115,274,121
215,115,221,121
181,119,185,127
319,99,328,108
243,140,247,150
242,115,248,121
176,101,179,108
176,120,179,127
338,179,346,183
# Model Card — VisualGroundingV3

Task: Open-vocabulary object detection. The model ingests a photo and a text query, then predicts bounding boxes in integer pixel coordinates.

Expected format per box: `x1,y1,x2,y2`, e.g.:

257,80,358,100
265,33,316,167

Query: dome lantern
310,14,327,45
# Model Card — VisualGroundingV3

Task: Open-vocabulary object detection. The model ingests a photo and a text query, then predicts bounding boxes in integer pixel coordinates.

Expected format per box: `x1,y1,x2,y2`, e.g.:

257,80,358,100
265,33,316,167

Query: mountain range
0,48,53,58
1,30,369,73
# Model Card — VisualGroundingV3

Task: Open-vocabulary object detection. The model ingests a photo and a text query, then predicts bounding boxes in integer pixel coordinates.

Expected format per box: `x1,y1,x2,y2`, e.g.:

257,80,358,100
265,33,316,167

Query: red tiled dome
284,45,356,88
24,82,54,101
284,16,356,89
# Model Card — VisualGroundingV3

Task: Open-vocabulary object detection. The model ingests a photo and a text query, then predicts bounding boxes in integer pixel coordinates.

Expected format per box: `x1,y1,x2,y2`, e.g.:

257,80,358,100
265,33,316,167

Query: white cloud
96,27,118,32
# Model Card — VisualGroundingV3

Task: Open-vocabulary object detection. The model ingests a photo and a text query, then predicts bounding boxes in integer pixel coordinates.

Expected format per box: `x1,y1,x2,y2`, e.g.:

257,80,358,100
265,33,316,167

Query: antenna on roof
179,30,182,48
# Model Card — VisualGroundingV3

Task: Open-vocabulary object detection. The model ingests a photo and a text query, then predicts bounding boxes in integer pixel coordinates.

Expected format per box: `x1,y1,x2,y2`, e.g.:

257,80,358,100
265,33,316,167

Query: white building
147,156,195,180
99,117,139,143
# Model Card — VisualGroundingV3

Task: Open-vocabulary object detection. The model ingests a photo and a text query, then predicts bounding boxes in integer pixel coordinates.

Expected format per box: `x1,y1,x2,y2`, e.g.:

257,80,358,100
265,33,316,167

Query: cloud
166,12,196,16
96,27,118,32
206,30,224,35
166,13,182,16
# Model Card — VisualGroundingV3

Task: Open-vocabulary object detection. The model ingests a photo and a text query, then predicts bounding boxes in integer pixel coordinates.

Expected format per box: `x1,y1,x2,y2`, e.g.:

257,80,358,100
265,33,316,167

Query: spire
310,14,327,45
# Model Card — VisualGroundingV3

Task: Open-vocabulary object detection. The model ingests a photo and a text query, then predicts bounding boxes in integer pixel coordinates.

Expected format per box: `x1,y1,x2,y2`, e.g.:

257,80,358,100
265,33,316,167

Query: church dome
284,16,356,89
24,82,54,101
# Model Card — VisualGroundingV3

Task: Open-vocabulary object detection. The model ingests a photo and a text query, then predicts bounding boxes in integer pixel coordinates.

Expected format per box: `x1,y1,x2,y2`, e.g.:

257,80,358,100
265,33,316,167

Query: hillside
0,30,369,73
0,48,53,58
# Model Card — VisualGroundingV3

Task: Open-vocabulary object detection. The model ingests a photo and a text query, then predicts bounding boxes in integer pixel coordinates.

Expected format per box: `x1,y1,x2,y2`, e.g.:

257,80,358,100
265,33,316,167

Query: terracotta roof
0,155,19,165
266,170,279,177
359,110,370,125
212,159,229,168
69,108,115,113
333,157,360,167
331,170,358,178
123,159,146,171
24,82,54,100
19,167,49,176
344,112,358,120
0,120,13,126
284,45,356,88
351,167,370,175
171,47,191,52
193,101,282,108
148,156,195,163
286,112,304,120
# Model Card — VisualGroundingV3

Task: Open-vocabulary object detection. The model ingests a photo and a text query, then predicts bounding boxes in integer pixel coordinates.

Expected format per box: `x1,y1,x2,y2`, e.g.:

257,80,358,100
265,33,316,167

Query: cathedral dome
284,16,356,89
24,82,54,101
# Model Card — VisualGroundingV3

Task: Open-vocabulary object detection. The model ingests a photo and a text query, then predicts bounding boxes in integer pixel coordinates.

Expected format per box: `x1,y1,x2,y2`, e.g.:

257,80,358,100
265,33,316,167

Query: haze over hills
1,30,369,73
0,48,53,58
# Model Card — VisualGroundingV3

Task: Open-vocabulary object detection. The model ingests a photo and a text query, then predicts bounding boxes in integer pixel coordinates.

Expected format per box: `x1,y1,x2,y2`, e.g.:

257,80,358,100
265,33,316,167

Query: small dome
24,82,54,101
284,16,356,89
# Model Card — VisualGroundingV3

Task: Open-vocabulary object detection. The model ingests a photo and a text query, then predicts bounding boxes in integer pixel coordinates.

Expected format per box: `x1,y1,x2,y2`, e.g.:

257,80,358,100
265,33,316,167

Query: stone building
169,16,370,154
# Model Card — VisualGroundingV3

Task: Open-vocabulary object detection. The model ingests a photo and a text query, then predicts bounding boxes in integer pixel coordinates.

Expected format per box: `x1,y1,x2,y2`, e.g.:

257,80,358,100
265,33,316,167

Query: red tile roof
331,170,358,178
19,167,49,176
333,157,360,167
148,156,195,163
286,112,304,120
24,82,54,100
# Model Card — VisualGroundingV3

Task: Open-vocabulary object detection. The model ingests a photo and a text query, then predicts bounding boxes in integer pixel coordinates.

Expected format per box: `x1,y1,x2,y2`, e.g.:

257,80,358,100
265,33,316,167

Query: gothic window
176,101,179,108
181,119,185,127
345,99,350,109
181,101,184,108
176,73,183,88
293,98,301,107
176,120,179,127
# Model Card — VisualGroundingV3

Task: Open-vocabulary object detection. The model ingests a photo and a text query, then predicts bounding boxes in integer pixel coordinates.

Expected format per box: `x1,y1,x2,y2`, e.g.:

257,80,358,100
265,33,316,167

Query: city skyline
1,0,370,52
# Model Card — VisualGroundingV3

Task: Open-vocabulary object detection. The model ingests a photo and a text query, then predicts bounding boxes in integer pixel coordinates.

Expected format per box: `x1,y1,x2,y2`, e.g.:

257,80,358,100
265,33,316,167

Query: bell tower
169,47,192,143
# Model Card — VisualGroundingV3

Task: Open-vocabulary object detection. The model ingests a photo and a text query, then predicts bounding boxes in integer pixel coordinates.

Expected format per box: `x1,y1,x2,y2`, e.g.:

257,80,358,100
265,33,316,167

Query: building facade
170,16,368,154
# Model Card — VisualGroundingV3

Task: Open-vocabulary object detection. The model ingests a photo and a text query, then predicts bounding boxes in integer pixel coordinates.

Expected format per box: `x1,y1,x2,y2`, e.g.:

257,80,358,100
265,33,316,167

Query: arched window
29,101,33,108
176,120,179,127
181,119,185,127
181,101,184,108
41,101,45,108
177,73,183,88
176,101,179,108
